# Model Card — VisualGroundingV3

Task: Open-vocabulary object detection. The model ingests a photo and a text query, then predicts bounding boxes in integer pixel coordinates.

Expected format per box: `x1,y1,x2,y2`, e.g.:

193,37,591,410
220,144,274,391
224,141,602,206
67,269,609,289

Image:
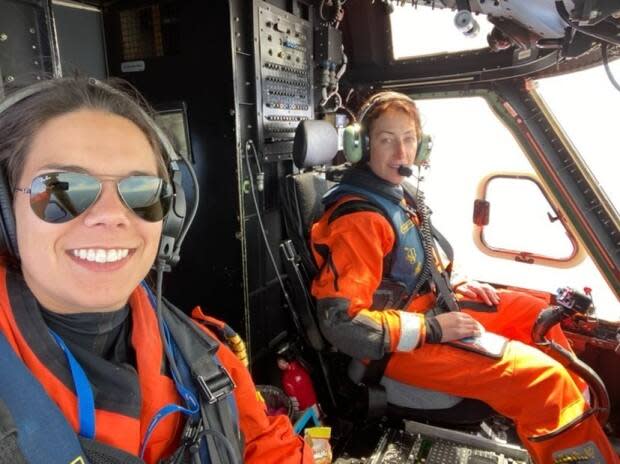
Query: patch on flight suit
404,246,417,265
400,219,415,234
552,441,604,463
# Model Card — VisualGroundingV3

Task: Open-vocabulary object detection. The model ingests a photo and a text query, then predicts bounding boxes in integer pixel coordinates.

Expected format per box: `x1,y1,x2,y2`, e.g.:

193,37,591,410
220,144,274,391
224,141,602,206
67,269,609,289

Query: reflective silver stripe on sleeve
396,311,421,352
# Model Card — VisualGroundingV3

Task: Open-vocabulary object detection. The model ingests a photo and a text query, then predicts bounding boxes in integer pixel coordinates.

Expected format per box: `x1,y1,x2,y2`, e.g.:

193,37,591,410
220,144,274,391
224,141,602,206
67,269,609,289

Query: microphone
398,165,413,177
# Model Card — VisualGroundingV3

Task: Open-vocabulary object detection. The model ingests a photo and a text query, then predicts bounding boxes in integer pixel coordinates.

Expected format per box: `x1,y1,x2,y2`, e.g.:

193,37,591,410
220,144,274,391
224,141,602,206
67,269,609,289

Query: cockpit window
412,96,618,321
390,5,494,60
535,62,620,213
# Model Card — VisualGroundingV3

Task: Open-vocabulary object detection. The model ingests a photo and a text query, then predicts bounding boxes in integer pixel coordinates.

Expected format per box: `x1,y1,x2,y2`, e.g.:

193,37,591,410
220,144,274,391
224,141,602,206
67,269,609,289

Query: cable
197,407,241,464
601,42,620,92
340,105,356,122
336,50,348,80
408,189,434,299
244,140,297,316
155,260,184,383
175,156,200,254
319,0,328,21
344,88,355,106
532,305,610,426
320,51,348,111
191,428,240,464
319,0,343,24
555,1,620,46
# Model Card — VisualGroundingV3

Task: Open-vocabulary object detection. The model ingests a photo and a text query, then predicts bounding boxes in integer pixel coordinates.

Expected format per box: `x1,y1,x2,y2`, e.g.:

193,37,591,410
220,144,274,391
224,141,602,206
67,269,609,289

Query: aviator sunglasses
14,171,173,223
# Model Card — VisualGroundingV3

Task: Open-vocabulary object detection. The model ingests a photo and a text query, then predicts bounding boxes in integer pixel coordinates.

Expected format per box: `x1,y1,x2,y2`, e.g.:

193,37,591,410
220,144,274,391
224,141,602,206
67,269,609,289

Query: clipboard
447,331,508,359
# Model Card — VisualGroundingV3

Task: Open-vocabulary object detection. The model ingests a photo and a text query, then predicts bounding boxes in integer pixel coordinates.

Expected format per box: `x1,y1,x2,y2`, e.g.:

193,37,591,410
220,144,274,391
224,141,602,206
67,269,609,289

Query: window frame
473,172,585,268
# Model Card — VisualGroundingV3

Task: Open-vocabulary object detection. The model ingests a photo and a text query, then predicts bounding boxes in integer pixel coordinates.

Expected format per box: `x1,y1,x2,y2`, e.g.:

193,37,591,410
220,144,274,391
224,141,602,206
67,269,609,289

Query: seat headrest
293,120,338,169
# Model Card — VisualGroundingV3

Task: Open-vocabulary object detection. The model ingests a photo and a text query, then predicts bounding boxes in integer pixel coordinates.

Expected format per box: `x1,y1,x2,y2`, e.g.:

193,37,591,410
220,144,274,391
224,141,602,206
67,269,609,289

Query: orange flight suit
311,192,618,464
0,266,313,464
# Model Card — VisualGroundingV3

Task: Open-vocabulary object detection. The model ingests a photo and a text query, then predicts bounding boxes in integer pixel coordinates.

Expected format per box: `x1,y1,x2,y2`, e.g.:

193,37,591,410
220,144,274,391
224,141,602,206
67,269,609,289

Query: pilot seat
279,119,496,426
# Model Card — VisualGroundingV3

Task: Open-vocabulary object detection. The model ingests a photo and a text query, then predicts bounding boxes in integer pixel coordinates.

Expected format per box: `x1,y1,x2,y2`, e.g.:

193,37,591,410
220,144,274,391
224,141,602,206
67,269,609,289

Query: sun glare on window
390,5,494,60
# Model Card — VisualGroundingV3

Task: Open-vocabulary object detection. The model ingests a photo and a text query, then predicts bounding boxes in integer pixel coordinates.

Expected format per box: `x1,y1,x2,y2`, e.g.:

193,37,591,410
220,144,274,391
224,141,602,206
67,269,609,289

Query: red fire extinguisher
277,358,318,414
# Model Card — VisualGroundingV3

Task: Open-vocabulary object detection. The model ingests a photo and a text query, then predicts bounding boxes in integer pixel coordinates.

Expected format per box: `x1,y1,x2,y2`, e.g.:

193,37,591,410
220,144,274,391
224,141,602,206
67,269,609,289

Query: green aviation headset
342,91,433,166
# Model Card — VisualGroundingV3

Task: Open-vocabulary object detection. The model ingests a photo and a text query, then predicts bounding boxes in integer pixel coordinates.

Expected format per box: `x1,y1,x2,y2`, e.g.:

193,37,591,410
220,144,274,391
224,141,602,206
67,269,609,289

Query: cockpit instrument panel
253,0,314,161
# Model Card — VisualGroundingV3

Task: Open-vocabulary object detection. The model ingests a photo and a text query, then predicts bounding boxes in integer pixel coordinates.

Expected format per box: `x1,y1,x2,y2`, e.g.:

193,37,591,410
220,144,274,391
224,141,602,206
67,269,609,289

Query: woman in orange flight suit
0,78,312,464
311,91,618,463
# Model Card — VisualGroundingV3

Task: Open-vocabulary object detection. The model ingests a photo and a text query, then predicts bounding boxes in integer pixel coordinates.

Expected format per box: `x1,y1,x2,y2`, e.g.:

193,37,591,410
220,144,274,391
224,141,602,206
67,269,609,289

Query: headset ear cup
0,166,18,258
158,162,186,267
343,124,364,163
362,133,370,162
414,134,433,167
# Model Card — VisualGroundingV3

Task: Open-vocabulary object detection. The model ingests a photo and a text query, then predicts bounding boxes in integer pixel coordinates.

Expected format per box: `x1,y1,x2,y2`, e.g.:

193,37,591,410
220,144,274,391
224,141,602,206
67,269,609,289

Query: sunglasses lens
118,176,172,222
30,172,101,223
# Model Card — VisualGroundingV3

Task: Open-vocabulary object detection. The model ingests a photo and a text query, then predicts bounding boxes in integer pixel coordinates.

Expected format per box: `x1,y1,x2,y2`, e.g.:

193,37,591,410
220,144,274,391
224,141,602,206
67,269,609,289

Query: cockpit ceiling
440,0,575,38
386,1,620,40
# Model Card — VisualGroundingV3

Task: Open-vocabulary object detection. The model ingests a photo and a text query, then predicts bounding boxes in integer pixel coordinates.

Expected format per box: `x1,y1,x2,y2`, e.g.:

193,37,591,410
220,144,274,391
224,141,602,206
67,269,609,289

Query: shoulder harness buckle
197,366,236,404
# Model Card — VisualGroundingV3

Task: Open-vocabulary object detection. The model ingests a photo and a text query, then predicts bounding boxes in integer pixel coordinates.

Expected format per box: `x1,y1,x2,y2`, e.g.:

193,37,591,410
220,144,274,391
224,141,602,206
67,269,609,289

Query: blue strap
293,406,321,434
140,402,196,459
140,281,200,413
0,332,88,464
49,329,96,439
138,282,199,458
139,282,241,463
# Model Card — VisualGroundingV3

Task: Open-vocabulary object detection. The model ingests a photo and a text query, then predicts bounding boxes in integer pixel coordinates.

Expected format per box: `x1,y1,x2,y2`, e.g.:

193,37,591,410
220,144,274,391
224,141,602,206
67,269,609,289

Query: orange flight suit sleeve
192,316,313,463
311,207,426,357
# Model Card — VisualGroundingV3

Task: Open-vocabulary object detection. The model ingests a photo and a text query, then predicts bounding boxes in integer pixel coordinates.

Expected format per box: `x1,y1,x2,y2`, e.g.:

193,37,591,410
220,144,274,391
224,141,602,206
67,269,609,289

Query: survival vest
0,267,242,464
323,179,427,308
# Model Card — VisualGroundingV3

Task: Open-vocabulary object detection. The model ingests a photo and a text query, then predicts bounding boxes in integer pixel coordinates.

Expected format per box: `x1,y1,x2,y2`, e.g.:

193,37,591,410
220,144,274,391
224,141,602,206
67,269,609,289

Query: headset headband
342,91,431,166
357,91,419,131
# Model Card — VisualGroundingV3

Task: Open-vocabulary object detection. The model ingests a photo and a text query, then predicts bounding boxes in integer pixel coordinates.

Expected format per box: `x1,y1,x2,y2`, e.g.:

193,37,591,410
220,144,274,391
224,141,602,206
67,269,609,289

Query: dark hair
361,91,422,142
0,77,168,191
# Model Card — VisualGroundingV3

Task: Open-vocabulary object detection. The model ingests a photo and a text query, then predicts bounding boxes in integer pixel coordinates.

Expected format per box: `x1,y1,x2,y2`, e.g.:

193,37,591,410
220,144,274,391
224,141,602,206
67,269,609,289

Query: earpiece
0,78,193,267
0,164,18,258
342,123,365,164
342,91,433,168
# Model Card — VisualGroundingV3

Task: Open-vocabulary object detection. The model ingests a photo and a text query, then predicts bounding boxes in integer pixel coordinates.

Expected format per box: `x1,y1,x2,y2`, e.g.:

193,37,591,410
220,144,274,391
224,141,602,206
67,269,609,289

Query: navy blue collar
341,166,404,204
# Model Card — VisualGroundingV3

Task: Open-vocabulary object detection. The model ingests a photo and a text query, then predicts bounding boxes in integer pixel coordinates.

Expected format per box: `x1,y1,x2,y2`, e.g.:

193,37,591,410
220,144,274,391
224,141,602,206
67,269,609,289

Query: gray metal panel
52,2,107,78
0,0,57,94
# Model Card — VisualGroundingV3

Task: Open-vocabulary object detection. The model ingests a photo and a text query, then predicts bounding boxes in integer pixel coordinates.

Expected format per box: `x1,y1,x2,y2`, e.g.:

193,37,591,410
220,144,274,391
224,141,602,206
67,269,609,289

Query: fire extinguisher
277,357,318,415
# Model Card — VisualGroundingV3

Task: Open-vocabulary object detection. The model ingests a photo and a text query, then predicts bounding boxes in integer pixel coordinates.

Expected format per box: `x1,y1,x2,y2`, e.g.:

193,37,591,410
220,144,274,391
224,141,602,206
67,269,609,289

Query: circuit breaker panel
253,0,314,161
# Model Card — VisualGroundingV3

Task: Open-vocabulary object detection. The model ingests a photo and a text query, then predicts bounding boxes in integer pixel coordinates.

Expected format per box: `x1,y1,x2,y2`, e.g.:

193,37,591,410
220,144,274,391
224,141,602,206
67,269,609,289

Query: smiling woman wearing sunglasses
0,78,312,464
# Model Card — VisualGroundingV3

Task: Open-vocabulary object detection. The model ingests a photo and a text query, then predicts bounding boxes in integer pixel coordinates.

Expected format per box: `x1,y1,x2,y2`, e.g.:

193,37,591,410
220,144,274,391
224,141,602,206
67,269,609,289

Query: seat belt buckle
197,366,236,404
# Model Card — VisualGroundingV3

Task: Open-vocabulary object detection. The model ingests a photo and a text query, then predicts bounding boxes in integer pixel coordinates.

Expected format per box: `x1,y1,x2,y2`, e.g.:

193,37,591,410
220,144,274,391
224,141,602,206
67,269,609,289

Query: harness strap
328,199,385,224
327,199,399,281
427,234,460,313
49,329,96,439
162,302,242,464
0,332,89,464
430,224,453,266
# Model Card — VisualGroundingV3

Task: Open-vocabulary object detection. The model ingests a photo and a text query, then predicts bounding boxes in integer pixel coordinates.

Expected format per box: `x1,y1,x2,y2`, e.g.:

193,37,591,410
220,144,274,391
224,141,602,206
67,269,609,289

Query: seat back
281,171,333,279
279,120,338,352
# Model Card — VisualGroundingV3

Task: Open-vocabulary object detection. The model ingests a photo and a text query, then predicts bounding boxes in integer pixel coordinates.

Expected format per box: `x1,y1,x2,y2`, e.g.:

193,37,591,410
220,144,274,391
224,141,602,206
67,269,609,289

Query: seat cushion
381,376,462,410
